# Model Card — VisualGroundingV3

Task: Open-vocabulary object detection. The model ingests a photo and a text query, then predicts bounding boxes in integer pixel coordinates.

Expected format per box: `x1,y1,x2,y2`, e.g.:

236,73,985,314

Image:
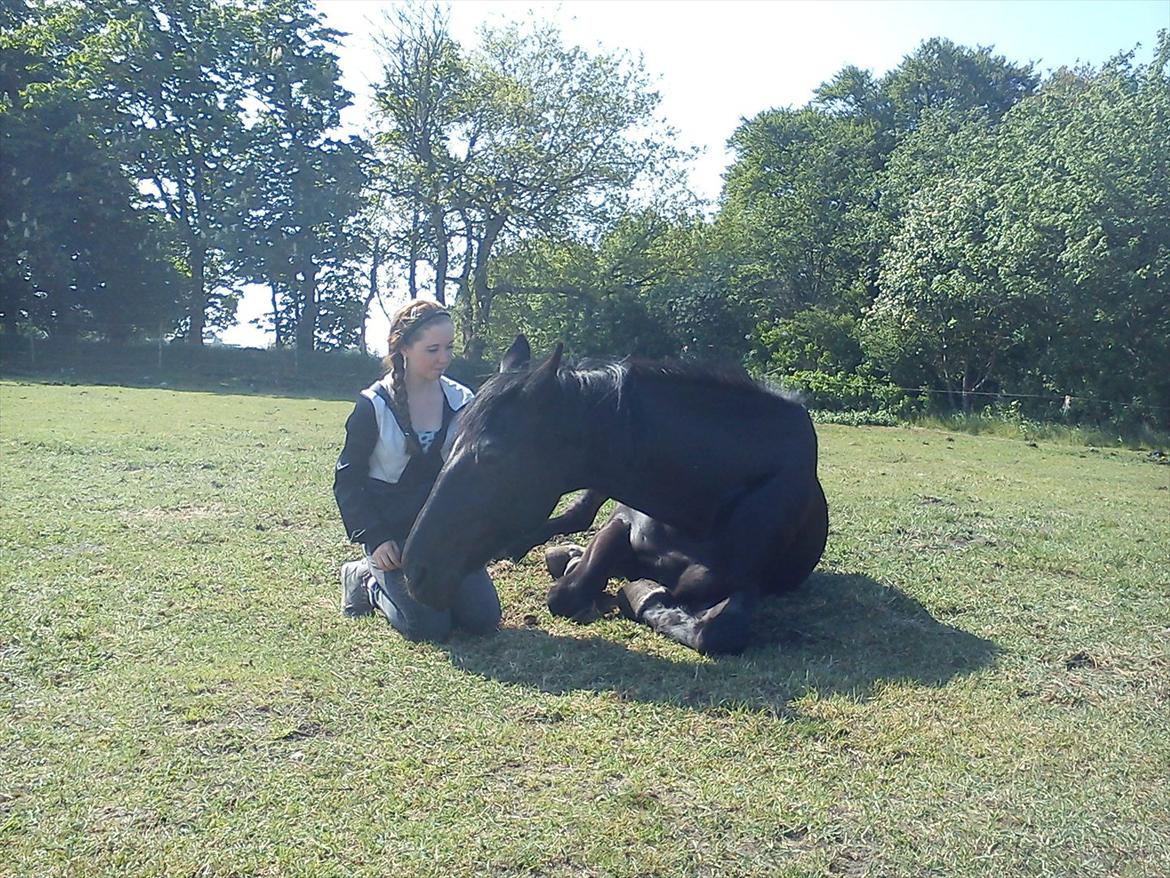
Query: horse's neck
563,369,743,531
562,369,670,497
560,368,630,489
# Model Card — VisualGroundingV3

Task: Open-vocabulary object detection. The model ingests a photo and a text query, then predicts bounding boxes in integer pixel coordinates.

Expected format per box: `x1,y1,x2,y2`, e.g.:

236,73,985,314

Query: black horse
402,336,829,654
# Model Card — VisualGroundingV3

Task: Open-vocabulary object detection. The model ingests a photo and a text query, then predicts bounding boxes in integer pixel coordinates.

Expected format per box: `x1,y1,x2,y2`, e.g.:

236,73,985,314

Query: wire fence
0,335,488,399
794,376,1164,413
1,333,1166,429
748,371,1170,449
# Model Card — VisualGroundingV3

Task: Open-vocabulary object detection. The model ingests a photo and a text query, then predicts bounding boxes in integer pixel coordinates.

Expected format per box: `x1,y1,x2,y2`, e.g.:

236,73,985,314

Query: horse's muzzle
401,559,426,597
402,561,454,611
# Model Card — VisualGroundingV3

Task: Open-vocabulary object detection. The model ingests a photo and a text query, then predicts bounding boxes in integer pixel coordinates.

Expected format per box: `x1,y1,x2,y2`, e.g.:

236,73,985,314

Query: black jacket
332,376,473,553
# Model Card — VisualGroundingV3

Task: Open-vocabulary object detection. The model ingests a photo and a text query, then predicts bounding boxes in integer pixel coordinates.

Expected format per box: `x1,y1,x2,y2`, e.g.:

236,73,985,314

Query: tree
9,0,368,347
717,37,1040,339
864,33,1170,424
235,0,371,351
0,0,180,340
370,1,469,307
720,107,881,323
879,37,1038,136
371,7,688,356
750,306,864,377
867,154,1031,411
485,210,732,362
990,35,1170,424
64,0,271,344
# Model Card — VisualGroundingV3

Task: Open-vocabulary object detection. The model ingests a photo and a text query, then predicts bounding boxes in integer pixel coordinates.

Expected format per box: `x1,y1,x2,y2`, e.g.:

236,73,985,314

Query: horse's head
402,335,572,610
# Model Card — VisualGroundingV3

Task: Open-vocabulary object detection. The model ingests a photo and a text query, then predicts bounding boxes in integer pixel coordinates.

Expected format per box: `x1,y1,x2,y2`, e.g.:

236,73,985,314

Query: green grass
910,411,1170,452
2,379,1168,877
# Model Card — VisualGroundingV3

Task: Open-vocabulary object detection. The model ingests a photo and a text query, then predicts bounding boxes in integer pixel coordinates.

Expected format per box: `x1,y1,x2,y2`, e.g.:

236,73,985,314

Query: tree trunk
430,202,448,305
271,284,283,347
187,244,207,345
361,236,381,354
408,212,420,300
459,273,478,357
470,215,506,347
296,257,319,352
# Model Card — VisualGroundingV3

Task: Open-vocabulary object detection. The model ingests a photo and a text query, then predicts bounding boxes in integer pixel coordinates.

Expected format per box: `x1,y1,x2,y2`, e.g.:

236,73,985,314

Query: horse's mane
623,358,760,390
580,357,801,399
460,355,800,442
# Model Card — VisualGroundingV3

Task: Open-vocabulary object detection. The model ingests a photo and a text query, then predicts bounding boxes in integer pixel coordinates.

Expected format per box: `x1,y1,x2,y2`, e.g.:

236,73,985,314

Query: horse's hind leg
769,478,828,592
617,580,755,655
720,467,823,589
546,515,632,618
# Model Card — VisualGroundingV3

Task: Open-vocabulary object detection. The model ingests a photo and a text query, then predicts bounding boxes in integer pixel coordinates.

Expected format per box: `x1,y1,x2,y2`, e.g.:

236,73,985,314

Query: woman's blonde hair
381,299,452,454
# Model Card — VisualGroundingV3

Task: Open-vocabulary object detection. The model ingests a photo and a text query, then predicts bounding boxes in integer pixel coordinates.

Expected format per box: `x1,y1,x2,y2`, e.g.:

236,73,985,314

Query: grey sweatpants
367,561,500,642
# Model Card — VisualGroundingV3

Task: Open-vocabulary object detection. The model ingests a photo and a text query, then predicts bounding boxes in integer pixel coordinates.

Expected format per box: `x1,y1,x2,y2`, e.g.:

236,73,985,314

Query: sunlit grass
2,380,1168,877
911,411,1170,452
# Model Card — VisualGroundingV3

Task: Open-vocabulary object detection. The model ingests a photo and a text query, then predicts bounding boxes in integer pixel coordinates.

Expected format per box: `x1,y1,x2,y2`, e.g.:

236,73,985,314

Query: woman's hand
371,539,403,571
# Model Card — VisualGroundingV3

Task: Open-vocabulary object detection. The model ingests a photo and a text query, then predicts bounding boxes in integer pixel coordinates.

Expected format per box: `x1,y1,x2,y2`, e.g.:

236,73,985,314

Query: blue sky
222,0,1169,348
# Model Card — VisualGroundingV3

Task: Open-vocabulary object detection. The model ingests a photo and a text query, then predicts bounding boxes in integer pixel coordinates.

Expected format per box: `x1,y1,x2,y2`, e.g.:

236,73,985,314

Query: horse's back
626,369,818,480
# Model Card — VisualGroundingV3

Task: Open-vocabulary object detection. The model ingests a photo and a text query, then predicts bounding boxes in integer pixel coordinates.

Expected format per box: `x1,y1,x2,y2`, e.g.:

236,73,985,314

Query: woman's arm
333,396,396,554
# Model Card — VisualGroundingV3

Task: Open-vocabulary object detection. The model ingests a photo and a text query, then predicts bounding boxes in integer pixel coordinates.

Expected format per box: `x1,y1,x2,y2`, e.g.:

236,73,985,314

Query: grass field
2,379,1168,878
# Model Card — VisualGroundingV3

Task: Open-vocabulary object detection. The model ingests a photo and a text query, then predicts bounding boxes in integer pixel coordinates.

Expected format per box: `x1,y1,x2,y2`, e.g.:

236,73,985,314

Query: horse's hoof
694,597,751,655
545,543,585,579
569,603,603,624
547,580,590,618
616,579,669,621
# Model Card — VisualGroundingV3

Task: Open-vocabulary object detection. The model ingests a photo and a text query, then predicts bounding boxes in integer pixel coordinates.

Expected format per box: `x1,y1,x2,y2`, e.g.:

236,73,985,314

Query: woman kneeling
332,300,500,641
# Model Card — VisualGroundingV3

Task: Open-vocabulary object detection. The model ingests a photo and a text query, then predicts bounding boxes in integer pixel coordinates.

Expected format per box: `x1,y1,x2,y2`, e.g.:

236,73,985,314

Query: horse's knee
672,562,721,605
547,577,593,617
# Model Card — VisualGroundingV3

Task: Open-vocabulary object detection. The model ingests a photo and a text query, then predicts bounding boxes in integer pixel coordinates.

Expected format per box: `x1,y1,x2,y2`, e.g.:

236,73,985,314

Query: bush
750,307,864,376
776,369,922,419
810,409,900,427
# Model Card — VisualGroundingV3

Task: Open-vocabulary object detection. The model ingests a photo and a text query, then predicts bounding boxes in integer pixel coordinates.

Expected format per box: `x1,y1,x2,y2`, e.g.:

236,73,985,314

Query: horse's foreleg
544,543,585,579
546,514,631,618
618,580,755,655
506,489,608,560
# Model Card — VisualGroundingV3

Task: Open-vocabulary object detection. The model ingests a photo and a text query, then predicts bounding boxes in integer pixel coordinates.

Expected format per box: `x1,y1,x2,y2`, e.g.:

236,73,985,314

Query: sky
220,0,1170,351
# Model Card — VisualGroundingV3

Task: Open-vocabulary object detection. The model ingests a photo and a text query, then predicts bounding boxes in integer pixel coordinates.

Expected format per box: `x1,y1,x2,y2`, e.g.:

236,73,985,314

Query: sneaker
340,559,374,617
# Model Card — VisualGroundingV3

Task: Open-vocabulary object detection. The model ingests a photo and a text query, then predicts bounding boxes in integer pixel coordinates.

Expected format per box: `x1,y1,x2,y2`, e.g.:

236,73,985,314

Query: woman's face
402,318,455,382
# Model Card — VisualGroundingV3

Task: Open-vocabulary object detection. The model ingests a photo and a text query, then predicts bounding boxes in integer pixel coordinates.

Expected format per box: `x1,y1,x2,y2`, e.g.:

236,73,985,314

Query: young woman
333,300,501,641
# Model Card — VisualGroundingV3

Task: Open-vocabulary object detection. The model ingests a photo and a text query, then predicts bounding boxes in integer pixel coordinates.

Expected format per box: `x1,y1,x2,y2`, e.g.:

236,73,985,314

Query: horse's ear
526,342,564,396
543,342,564,375
499,334,531,373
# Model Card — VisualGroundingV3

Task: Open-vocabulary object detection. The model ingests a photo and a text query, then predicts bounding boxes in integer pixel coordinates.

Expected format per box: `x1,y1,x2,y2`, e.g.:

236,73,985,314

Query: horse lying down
402,336,829,655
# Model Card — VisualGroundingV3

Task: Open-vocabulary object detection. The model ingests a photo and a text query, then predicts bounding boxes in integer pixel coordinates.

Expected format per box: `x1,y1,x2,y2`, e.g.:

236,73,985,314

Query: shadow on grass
442,572,998,716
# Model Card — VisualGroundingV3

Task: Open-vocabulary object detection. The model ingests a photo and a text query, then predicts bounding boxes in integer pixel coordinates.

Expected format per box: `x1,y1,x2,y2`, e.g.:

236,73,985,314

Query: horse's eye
475,439,504,465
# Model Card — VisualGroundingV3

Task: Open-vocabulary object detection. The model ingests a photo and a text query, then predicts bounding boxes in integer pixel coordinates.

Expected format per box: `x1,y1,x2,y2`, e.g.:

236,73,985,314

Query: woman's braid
383,299,450,456
387,350,421,455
